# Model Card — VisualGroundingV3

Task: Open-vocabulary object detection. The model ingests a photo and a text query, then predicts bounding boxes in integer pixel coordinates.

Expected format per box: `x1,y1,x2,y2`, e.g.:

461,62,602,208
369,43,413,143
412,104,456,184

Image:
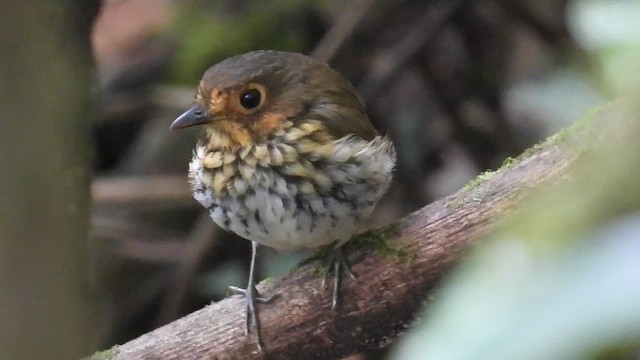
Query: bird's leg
321,244,356,309
228,241,274,351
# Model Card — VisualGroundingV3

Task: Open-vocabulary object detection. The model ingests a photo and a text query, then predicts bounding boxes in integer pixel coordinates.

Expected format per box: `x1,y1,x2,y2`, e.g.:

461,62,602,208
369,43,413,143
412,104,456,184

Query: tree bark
101,112,608,359
0,1,100,359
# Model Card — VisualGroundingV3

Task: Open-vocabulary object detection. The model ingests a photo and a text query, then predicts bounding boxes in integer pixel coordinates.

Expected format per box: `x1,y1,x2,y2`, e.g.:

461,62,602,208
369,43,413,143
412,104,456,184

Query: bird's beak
170,104,211,129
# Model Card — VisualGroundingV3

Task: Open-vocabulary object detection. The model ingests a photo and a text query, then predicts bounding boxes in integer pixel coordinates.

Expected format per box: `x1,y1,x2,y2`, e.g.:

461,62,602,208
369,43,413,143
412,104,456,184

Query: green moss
444,196,464,208
500,156,516,169
86,346,119,360
460,170,497,193
349,224,413,263
299,223,412,277
260,276,277,286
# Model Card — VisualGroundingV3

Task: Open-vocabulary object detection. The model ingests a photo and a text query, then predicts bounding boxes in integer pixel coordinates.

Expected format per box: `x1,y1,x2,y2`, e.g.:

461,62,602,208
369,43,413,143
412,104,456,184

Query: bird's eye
239,89,262,110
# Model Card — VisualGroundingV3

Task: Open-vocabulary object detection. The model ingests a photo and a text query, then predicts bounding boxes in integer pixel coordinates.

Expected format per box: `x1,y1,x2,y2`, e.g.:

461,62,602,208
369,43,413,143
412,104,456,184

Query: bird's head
170,51,376,147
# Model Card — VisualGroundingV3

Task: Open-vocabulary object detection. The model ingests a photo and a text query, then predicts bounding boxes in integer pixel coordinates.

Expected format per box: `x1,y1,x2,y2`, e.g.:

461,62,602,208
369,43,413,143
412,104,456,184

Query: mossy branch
95,107,619,360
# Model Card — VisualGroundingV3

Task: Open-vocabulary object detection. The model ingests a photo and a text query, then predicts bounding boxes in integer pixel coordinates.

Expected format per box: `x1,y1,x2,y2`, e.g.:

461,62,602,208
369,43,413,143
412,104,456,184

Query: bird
170,50,395,349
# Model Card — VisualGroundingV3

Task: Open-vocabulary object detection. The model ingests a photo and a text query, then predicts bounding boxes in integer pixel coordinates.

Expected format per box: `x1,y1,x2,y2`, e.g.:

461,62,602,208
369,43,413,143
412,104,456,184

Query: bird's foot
320,246,356,309
228,285,275,352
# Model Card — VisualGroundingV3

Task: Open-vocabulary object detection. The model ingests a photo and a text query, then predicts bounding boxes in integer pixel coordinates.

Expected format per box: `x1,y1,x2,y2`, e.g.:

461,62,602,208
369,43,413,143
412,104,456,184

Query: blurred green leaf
392,215,640,360
569,0,640,95
166,0,328,84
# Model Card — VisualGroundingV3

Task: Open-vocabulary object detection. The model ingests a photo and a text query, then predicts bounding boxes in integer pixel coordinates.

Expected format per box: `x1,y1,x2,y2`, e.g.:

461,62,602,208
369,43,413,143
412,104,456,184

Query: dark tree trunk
0,1,100,359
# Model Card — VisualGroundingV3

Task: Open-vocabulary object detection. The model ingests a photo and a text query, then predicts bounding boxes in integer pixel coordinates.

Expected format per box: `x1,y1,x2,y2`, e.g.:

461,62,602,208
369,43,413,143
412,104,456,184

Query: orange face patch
201,85,267,120
250,103,300,138
251,112,287,138
197,83,300,143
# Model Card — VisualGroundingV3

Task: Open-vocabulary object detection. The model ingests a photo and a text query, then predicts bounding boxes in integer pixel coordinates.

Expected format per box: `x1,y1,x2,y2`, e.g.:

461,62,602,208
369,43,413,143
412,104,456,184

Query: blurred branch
96,106,620,359
494,0,575,51
113,238,187,263
419,64,499,169
92,214,188,262
310,0,376,63
358,0,464,102
92,175,192,206
97,85,193,125
155,214,221,325
150,86,196,110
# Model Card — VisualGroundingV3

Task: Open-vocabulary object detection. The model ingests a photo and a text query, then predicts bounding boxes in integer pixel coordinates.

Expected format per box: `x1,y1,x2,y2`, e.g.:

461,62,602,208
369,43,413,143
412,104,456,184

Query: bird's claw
228,285,275,352
225,241,281,352
228,286,275,303
320,246,356,309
